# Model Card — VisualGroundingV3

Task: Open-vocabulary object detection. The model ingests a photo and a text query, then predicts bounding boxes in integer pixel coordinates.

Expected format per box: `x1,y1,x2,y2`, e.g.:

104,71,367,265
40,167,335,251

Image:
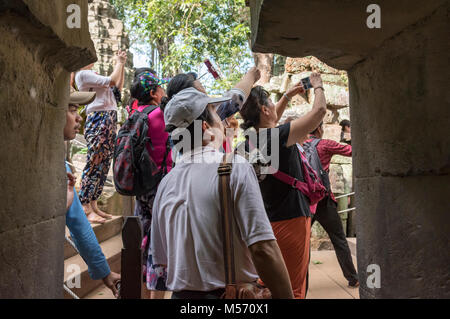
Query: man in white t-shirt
151,87,294,299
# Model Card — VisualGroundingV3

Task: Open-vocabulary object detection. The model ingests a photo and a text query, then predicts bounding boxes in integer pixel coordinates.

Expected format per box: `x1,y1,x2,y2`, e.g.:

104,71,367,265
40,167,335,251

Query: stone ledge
0,0,96,71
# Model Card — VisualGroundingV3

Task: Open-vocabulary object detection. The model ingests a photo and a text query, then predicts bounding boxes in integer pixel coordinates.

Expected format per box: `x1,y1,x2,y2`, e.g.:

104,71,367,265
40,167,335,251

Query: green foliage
109,0,252,91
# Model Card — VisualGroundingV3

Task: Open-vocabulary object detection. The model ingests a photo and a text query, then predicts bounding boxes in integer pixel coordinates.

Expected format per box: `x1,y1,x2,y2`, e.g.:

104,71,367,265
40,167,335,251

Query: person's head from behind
64,91,96,141
160,72,207,111
340,119,351,133
240,86,277,130
310,121,324,138
80,63,95,71
134,67,156,79
130,71,169,106
164,88,233,153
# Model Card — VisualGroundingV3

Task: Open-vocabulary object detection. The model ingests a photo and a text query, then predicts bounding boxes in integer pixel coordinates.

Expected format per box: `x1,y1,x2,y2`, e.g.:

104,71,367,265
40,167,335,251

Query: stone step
84,283,116,299
63,234,122,299
64,215,123,259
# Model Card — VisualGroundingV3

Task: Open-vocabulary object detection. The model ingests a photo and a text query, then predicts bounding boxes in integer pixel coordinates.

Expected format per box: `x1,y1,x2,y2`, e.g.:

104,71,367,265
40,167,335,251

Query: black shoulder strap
160,137,171,175
141,105,158,115
309,138,331,191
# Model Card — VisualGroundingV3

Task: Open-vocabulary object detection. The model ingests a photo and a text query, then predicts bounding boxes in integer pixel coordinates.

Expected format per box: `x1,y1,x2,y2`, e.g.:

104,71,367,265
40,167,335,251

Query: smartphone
301,77,313,90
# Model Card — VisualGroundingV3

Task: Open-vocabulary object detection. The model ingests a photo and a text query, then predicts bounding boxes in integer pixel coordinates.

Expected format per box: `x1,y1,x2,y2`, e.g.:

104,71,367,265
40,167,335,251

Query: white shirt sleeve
76,70,111,89
231,161,276,247
223,88,246,109
150,189,168,265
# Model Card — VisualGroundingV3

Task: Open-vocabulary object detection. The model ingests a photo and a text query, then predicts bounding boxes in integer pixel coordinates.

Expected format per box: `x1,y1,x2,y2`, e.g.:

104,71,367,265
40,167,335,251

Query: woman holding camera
239,73,327,298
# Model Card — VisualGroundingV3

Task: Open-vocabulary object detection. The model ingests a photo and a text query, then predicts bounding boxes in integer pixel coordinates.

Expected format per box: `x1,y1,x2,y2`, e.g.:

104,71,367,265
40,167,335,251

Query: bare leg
83,203,106,224
91,200,113,219
150,290,166,299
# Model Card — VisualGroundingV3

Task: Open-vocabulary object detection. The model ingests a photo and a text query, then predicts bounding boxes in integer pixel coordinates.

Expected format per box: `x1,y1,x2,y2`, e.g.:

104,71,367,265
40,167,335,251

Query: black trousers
312,195,358,284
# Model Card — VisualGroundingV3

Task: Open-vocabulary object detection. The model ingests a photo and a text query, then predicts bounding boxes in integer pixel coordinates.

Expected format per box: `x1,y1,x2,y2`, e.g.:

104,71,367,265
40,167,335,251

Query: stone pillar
0,0,96,298
87,0,134,108
249,0,449,299
349,4,449,298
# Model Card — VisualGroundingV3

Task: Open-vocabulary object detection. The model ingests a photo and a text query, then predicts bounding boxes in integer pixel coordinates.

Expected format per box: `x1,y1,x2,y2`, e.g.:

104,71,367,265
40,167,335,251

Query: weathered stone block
285,56,343,74
278,104,312,124
332,155,353,165
263,75,282,93
337,107,350,123
323,124,341,142
350,4,449,178
341,164,353,192
322,109,339,124
355,175,450,298
0,216,66,299
309,84,349,108
0,0,96,298
329,164,345,194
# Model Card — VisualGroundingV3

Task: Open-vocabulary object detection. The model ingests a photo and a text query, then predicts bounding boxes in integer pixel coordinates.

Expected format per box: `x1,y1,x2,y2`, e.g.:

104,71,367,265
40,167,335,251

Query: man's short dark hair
340,119,351,129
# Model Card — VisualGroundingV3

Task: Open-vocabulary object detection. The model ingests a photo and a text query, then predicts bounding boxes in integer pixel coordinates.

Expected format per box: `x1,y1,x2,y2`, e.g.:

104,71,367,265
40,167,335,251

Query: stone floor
87,248,359,299
306,250,359,299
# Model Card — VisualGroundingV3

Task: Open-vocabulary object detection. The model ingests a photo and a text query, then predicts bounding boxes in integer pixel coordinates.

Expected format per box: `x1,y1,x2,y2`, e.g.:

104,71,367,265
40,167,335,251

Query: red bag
272,145,327,206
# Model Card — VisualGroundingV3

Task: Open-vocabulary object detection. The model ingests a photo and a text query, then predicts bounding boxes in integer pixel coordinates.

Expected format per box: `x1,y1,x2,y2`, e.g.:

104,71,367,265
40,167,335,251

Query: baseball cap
69,91,96,106
164,87,232,131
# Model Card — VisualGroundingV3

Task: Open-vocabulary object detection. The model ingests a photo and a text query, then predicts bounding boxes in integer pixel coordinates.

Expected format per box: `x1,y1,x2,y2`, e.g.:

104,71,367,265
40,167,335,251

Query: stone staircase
63,215,123,299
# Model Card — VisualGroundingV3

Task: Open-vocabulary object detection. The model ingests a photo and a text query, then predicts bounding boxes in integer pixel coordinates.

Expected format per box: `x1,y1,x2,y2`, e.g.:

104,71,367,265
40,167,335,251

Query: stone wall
249,0,449,298
263,56,353,239
87,0,133,119
349,4,450,298
0,0,96,298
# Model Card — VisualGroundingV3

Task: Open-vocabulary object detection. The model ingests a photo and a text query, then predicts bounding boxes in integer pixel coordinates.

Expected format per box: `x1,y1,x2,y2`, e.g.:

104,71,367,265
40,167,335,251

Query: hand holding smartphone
301,77,313,90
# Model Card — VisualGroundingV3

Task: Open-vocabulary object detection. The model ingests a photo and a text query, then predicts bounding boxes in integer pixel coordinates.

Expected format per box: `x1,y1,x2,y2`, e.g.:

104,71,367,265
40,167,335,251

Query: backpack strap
305,137,331,192
311,138,321,148
218,153,236,286
272,169,310,194
141,105,158,115
247,134,309,192
160,137,171,175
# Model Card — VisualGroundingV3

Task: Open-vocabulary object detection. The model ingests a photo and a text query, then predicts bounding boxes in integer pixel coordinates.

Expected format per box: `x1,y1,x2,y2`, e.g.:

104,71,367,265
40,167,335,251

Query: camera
301,77,313,90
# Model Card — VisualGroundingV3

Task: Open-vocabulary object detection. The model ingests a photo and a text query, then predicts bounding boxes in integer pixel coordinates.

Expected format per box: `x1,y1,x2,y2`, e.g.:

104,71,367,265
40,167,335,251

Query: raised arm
287,73,327,147
275,82,305,122
232,67,261,100
217,67,261,121
109,50,127,88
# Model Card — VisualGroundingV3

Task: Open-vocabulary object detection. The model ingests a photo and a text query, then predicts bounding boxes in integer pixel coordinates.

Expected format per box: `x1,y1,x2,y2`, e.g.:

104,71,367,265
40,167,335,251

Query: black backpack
302,138,331,192
113,106,170,196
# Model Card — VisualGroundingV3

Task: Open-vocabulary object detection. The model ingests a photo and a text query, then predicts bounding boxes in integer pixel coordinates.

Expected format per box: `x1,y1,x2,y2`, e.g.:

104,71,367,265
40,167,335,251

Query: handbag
217,153,272,299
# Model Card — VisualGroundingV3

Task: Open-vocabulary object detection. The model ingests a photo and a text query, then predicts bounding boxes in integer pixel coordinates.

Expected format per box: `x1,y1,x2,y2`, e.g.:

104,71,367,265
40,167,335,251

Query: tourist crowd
63,48,358,299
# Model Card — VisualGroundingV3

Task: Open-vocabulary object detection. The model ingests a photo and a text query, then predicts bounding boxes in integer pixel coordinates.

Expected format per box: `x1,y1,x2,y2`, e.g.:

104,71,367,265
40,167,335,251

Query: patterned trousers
135,189,168,291
79,110,117,205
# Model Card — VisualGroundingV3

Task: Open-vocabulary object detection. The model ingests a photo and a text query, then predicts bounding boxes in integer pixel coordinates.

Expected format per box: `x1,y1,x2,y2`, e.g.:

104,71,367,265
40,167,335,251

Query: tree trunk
156,37,179,76
253,53,274,85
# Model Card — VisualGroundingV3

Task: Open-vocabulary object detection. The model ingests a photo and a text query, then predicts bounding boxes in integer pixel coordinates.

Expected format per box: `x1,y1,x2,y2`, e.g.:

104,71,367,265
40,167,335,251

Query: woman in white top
75,50,127,223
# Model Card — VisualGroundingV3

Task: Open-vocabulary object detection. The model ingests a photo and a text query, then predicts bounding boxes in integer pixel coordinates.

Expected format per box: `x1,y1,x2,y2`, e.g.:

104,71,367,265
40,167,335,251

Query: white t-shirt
75,70,117,114
151,146,275,292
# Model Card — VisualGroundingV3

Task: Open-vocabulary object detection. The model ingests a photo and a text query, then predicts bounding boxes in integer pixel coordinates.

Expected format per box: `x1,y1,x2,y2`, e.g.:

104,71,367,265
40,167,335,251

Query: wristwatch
283,93,292,101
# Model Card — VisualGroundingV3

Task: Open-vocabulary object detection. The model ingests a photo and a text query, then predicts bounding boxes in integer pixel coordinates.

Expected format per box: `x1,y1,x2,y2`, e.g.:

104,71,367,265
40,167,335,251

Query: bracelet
283,93,292,101
314,86,324,92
